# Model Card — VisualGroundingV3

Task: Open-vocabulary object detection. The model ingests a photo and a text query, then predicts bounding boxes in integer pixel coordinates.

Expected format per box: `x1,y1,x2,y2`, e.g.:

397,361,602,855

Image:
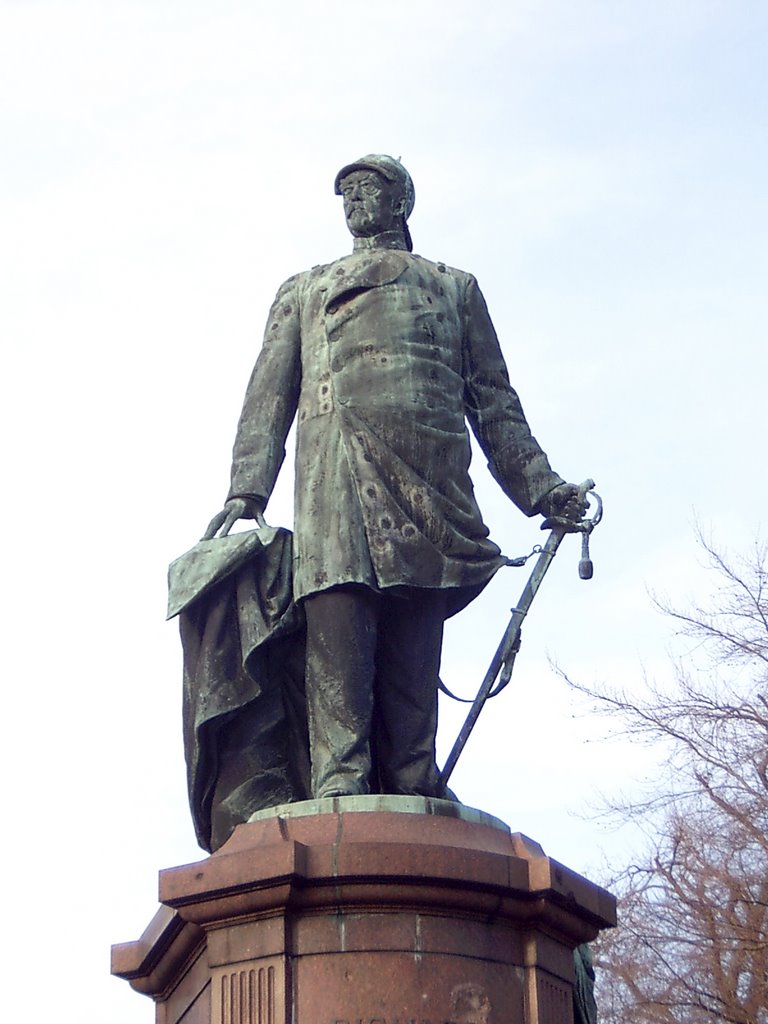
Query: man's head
334,154,415,250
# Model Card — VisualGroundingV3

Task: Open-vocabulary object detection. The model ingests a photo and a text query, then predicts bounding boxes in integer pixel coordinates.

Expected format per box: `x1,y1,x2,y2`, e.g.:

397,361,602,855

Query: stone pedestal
112,797,615,1024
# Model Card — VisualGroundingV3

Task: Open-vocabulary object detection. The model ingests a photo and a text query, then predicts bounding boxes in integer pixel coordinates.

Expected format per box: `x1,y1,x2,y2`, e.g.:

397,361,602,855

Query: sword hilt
541,479,601,578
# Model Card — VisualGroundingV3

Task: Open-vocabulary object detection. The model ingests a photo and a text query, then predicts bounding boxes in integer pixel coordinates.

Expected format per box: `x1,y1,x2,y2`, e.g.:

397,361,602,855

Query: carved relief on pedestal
216,965,276,1024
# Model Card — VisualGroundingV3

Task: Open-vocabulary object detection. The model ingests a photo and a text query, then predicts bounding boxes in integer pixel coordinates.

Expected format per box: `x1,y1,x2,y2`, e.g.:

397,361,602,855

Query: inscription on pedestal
332,1019,435,1024
332,1019,434,1024
331,982,492,1024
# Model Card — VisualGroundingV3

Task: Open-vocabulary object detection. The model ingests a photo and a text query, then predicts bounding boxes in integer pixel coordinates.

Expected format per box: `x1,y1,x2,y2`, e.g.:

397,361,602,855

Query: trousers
303,584,447,799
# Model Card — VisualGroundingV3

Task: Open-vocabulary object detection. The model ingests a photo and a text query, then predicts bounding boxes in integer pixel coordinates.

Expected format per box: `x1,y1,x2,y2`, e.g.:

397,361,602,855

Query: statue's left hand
537,483,589,523
202,497,265,540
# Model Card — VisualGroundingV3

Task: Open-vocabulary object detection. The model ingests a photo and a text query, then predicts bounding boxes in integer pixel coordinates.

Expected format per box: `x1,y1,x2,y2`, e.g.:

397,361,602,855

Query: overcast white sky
2,2,766,1020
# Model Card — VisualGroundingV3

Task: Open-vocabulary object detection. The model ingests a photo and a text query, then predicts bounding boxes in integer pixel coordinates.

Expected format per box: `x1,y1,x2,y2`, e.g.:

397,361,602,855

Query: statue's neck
352,230,409,252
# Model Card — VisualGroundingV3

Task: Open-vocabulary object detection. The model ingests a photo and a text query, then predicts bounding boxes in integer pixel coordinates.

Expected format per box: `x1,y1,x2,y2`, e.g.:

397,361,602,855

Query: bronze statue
180,155,585,848
204,155,585,790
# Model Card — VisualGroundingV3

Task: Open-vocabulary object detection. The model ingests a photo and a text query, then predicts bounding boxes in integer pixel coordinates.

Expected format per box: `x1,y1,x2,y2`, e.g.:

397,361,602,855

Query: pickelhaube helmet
334,154,415,250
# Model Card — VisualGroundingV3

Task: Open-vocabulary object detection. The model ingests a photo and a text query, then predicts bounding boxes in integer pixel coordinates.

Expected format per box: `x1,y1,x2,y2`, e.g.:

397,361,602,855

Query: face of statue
339,169,405,238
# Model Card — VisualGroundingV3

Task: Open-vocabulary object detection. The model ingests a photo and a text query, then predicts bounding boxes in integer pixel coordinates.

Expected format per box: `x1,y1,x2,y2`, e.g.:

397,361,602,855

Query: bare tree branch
570,535,768,1024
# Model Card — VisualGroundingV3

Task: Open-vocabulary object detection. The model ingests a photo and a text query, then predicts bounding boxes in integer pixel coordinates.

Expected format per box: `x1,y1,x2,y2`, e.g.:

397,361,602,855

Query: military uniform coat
227,247,563,610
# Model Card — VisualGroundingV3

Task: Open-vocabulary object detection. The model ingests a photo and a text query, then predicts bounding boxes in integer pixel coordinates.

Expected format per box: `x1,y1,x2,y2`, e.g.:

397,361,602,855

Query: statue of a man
204,154,584,802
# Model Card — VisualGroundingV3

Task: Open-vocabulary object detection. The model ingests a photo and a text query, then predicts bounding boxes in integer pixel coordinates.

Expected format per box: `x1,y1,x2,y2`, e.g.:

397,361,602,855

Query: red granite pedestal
112,798,615,1024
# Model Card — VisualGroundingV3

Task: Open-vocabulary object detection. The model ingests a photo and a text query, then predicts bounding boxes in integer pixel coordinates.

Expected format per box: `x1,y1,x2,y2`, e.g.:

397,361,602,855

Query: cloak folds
168,528,309,851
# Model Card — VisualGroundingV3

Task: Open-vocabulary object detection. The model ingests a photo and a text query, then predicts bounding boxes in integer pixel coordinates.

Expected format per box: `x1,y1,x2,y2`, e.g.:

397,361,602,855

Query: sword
440,479,602,788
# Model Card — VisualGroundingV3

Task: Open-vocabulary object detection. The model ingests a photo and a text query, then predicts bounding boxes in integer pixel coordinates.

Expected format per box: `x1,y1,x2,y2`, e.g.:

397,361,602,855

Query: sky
1,2,766,1021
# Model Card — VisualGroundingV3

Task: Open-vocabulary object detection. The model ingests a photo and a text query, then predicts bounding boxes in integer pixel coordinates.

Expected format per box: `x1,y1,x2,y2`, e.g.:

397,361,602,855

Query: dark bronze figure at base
175,154,588,850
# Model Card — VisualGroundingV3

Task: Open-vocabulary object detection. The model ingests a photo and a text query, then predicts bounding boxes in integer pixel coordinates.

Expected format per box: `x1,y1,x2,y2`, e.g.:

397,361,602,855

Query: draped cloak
171,528,309,851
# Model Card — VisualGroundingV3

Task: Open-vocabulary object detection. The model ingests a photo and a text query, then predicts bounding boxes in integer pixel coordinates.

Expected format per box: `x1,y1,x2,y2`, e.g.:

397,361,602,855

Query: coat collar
352,230,409,252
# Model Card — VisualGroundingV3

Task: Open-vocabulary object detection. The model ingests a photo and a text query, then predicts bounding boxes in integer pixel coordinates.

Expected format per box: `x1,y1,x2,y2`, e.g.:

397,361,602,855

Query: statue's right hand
202,497,264,540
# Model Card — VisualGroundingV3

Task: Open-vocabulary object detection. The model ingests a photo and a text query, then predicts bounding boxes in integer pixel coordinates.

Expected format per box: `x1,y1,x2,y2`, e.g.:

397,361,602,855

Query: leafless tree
568,534,768,1024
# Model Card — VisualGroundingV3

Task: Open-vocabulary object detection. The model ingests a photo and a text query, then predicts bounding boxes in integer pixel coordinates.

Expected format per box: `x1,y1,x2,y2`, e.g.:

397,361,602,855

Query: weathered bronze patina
182,154,585,849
